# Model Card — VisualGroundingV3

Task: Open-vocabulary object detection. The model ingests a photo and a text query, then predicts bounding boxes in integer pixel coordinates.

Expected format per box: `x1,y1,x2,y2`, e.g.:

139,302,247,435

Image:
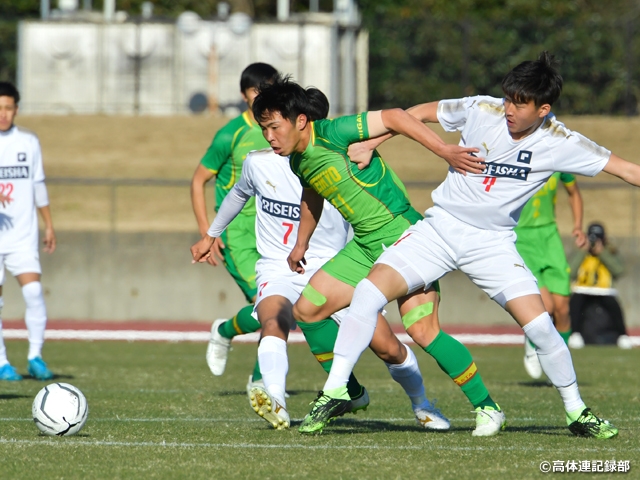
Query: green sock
218,305,260,339
297,319,364,399
251,357,262,382
558,329,571,345
425,330,497,409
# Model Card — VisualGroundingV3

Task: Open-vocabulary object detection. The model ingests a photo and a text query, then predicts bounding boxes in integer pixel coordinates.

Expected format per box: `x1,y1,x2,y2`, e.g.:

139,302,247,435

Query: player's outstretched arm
288,188,323,274
603,154,640,187
190,164,216,236
564,181,587,248
376,109,484,174
405,101,440,123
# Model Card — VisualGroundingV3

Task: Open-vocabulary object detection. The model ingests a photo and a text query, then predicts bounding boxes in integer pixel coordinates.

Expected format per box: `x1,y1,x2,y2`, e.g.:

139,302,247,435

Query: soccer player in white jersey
303,52,637,438
0,82,55,381
191,89,450,430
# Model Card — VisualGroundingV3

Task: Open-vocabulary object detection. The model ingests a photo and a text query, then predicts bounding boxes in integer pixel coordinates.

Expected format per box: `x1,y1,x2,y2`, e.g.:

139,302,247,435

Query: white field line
0,437,637,453
3,329,639,347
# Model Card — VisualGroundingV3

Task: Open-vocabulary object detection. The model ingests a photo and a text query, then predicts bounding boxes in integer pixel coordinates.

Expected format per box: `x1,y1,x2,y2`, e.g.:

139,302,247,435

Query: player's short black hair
0,81,20,104
501,51,563,107
240,63,278,93
252,75,311,124
305,87,329,121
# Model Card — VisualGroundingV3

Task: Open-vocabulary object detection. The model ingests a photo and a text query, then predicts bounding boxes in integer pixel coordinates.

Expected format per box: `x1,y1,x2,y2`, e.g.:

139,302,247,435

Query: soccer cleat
298,387,352,434
567,408,618,439
27,357,54,380
347,386,369,414
414,399,451,431
206,319,231,376
246,374,265,397
472,405,506,437
0,363,23,381
617,334,632,350
523,339,543,379
246,374,289,399
249,386,290,430
568,332,585,349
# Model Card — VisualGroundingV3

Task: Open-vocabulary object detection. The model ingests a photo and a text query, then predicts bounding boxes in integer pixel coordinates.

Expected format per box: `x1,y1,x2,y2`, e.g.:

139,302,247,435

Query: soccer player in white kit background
0,82,55,381
304,52,638,438
191,88,450,431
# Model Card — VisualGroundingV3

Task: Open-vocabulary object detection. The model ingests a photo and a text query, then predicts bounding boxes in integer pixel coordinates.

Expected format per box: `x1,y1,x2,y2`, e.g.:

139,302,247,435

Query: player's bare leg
16,272,53,380
507,294,618,438
249,295,292,430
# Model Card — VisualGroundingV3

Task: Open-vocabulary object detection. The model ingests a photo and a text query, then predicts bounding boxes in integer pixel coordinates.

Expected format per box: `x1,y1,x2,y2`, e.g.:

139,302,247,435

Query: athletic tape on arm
302,284,327,307
401,302,434,330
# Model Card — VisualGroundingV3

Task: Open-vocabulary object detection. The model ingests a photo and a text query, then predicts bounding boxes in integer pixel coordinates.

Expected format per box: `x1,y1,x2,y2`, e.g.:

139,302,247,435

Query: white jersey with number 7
212,148,349,262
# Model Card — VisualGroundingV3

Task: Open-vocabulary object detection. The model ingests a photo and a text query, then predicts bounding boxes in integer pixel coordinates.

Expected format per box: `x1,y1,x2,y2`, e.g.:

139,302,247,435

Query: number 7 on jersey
282,222,294,245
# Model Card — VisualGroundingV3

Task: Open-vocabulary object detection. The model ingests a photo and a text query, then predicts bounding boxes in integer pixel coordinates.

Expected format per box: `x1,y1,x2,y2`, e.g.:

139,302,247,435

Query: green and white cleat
414,399,450,431
347,386,369,414
249,386,290,430
567,408,618,439
298,387,352,434
472,405,506,437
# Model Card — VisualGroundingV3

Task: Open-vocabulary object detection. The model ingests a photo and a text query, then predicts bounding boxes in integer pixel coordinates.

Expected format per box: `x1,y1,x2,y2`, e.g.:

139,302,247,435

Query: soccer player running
252,77,504,436
0,81,56,381
515,172,587,379
308,52,627,439
191,63,276,391
191,89,448,430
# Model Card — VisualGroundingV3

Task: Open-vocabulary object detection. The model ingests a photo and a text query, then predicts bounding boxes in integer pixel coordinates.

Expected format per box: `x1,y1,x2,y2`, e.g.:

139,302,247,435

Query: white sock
257,336,288,407
324,279,387,391
0,297,8,367
523,312,585,412
385,344,428,409
22,282,47,360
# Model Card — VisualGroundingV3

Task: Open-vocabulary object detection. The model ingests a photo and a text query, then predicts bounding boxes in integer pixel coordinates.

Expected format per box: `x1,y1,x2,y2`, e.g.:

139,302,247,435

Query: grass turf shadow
0,394,31,400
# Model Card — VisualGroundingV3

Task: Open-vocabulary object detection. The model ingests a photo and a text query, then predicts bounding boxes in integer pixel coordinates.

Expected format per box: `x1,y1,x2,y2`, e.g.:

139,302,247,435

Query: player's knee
22,281,44,307
261,315,289,337
292,301,321,323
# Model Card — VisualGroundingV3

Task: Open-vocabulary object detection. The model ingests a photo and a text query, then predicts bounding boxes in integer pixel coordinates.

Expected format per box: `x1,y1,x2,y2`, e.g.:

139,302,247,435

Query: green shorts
220,213,259,302
322,209,439,294
515,223,571,296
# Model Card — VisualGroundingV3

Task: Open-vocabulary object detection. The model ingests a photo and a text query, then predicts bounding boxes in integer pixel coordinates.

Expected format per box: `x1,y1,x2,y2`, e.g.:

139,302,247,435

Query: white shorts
376,206,540,307
0,251,41,286
254,257,346,324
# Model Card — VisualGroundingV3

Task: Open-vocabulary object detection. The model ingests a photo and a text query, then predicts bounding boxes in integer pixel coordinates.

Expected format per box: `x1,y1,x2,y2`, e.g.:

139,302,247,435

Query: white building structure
17,11,368,116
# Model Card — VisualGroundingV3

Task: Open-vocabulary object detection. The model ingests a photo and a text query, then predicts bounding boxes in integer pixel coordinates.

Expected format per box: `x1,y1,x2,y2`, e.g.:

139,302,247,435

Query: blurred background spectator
569,222,631,349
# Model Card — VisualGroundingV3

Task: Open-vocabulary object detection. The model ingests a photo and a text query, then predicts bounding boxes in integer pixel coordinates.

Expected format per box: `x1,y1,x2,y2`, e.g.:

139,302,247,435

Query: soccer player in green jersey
191,63,277,390
515,172,587,379
252,77,505,436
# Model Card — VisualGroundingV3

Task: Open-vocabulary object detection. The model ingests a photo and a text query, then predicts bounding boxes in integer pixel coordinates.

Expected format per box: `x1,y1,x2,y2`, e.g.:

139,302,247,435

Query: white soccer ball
32,383,89,436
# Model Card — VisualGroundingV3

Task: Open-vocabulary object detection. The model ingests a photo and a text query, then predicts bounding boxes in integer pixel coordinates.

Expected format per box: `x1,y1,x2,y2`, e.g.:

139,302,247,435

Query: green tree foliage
360,0,640,114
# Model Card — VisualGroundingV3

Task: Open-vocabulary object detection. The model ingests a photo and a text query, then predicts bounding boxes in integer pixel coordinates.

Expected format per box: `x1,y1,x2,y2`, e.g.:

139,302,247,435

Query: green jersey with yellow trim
516,172,576,228
289,113,415,237
200,111,269,215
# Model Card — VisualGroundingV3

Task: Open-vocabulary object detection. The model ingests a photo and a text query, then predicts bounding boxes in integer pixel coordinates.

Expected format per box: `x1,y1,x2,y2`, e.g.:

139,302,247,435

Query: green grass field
0,340,638,479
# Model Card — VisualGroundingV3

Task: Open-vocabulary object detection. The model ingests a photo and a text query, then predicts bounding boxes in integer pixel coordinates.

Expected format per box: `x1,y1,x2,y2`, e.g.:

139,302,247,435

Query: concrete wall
2,231,638,327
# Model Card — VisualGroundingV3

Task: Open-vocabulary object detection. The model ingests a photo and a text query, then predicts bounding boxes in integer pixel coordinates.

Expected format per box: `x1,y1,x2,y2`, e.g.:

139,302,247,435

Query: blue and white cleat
28,357,54,380
0,363,23,381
